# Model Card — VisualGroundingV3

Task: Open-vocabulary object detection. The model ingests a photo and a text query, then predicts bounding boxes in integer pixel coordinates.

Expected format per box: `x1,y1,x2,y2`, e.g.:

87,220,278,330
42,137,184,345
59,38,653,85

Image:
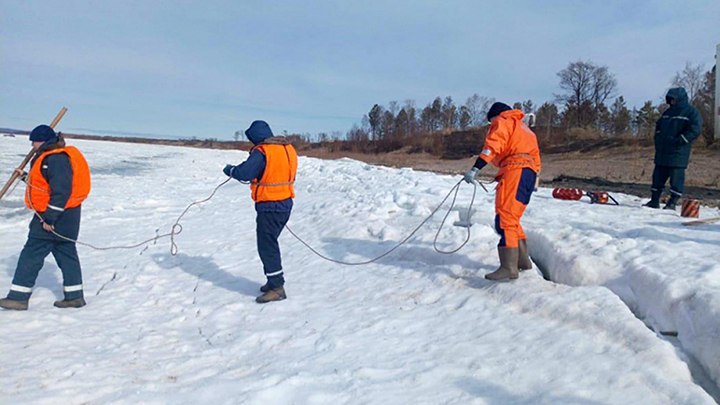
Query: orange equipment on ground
681,199,700,218
552,188,619,205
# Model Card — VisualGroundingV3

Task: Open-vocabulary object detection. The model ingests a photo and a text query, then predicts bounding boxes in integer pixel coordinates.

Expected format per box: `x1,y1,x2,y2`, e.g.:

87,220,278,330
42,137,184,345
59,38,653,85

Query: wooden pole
49,107,68,129
0,107,68,201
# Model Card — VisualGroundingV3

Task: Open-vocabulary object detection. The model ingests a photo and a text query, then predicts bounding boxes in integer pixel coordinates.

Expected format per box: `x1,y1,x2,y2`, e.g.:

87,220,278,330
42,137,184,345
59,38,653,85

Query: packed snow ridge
1,137,718,404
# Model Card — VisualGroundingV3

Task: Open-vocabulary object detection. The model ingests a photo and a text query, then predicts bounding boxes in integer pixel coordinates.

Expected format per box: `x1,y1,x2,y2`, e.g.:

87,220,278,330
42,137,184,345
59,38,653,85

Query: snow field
523,190,720,391
0,136,717,404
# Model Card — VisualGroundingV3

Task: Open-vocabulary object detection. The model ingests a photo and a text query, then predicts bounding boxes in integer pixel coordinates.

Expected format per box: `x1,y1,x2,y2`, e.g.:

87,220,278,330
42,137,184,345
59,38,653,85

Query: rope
6,178,21,197
28,178,233,255
284,179,481,266
24,173,485,262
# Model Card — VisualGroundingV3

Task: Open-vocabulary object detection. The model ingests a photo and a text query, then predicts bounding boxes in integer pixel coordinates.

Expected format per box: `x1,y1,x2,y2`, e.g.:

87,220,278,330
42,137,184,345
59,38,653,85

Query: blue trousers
256,211,291,289
651,165,685,197
7,238,84,301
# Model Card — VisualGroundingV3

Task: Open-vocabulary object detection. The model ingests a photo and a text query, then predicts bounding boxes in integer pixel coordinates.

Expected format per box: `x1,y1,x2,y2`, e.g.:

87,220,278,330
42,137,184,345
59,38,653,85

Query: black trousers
256,211,291,289
7,238,83,301
651,165,685,197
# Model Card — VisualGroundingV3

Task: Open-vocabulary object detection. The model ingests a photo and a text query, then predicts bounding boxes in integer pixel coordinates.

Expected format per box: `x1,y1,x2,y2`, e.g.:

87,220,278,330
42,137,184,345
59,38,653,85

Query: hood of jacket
245,120,274,145
666,87,689,107
498,109,525,121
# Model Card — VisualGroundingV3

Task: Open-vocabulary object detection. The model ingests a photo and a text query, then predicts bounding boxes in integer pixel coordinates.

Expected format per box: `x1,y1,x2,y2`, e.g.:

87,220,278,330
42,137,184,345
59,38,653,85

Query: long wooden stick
682,217,720,226
0,107,68,201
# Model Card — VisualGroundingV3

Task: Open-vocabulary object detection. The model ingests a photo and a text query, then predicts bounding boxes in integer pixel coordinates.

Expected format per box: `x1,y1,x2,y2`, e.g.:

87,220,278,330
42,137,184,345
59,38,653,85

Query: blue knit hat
29,125,58,143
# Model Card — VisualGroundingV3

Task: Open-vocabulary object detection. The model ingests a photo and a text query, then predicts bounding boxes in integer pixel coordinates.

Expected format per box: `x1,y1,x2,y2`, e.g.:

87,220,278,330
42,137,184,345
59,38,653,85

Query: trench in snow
527,233,720,403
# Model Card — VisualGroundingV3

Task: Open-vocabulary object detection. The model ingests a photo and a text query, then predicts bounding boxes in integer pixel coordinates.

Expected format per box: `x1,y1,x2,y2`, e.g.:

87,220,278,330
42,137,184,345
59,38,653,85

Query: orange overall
478,110,541,248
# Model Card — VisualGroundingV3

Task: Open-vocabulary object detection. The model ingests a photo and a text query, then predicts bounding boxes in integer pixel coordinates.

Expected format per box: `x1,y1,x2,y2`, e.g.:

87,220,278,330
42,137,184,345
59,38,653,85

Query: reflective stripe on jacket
25,146,91,212
250,143,298,203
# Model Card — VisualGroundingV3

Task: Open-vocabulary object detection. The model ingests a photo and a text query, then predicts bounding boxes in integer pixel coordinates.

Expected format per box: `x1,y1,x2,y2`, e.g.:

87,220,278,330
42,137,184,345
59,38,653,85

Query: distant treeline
283,60,717,157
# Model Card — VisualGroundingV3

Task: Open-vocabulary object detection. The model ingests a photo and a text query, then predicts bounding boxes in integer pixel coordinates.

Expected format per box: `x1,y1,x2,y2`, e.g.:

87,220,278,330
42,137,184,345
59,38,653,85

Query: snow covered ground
1,136,718,404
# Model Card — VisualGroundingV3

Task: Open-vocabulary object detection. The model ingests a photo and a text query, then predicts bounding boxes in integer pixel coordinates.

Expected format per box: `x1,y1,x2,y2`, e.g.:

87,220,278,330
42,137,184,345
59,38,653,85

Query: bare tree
403,99,417,134
388,100,400,115
464,94,494,127
556,60,617,127
591,65,617,107
233,130,242,142
459,106,472,129
556,61,595,105
556,60,616,107
672,62,705,101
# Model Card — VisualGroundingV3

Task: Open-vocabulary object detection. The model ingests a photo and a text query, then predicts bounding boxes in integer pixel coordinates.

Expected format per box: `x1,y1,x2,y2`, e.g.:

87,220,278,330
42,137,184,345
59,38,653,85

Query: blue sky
1,1,718,139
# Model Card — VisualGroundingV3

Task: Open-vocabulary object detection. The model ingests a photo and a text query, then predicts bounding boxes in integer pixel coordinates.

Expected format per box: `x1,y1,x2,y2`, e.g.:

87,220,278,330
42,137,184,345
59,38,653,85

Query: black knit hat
29,125,58,143
486,102,512,122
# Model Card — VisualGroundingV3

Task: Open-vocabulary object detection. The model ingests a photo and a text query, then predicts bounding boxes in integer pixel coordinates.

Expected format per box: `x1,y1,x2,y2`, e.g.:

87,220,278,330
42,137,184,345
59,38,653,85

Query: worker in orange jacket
464,102,541,281
223,121,298,303
0,125,91,311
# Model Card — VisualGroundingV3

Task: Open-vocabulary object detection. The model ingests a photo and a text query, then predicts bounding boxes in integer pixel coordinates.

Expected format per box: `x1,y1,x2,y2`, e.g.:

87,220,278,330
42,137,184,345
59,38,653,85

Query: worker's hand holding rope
463,167,480,184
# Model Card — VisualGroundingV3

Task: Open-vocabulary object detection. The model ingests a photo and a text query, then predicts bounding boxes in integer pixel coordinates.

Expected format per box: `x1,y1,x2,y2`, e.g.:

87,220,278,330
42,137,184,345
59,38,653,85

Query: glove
16,170,28,184
223,164,234,177
463,167,480,184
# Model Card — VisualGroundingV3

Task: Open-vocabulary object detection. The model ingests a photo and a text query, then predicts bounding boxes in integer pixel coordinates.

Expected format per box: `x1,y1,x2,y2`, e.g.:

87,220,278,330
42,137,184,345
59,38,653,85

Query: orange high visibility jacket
478,109,542,177
250,143,298,203
25,146,91,213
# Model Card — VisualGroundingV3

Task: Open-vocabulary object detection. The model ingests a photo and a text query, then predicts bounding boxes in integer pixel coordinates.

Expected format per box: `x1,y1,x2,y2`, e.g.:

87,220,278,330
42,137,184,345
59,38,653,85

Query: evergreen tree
634,101,659,139
442,96,458,130
368,104,384,140
536,102,559,141
522,100,535,114
609,96,632,135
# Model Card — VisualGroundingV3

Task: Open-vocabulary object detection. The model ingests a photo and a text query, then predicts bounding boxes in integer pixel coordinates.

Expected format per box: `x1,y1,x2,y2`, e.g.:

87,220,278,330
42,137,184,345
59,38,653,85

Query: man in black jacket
645,87,703,210
0,126,89,311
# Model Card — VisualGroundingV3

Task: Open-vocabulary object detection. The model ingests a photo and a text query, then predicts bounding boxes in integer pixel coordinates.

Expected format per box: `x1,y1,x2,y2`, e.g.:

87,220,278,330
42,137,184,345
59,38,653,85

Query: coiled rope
285,179,484,265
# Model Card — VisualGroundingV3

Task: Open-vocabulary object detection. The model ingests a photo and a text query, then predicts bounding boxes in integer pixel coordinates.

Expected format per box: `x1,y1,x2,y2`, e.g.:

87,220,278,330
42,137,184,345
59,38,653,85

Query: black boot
256,286,286,304
0,298,29,311
54,298,86,308
664,195,680,210
644,190,661,209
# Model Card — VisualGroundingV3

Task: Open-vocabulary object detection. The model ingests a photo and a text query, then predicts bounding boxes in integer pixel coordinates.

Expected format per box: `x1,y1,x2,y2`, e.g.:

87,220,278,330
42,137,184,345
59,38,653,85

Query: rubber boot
663,195,680,210
54,298,86,309
518,239,533,271
260,282,271,293
644,190,661,209
0,298,29,311
256,286,286,304
485,247,519,281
